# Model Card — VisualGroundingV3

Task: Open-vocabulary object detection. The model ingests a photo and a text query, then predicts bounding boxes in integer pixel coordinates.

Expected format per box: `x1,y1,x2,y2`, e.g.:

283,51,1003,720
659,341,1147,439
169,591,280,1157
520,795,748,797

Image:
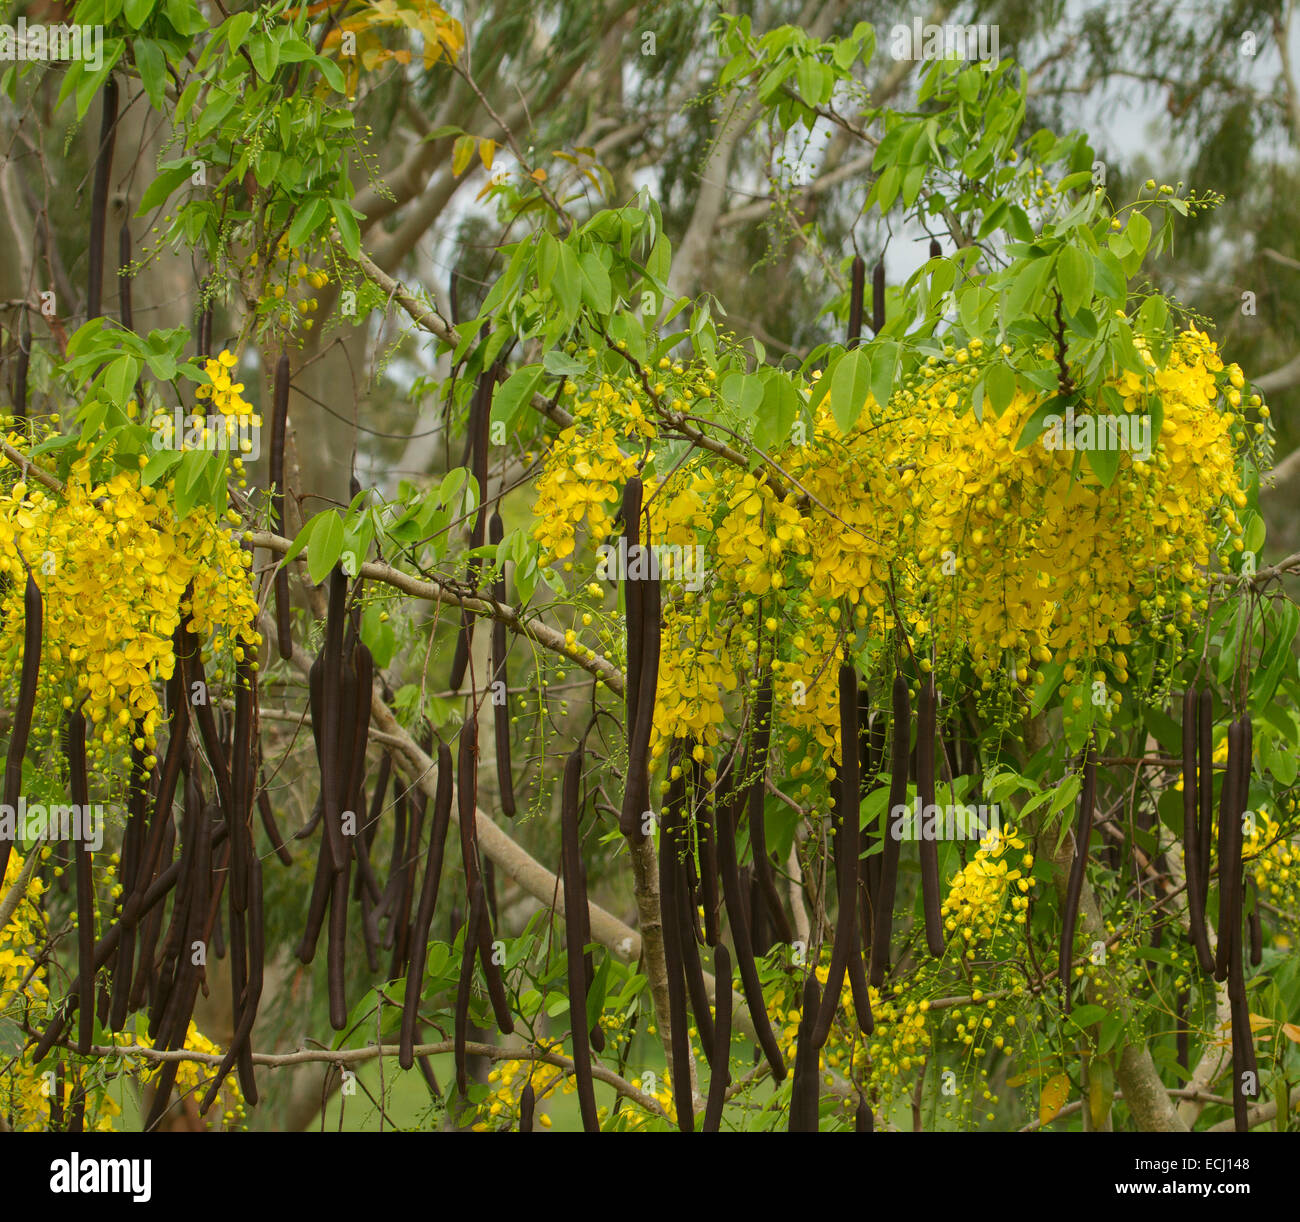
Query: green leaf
1015,394,1068,451
492,364,543,430
287,197,329,249
105,355,138,407
137,161,192,216
1126,210,1151,259
224,10,254,51
329,199,361,259
721,372,764,419
829,348,871,435
576,250,612,313
1086,443,1120,488
124,0,154,28
985,363,1017,417
248,32,280,81
1057,244,1093,315
307,511,345,585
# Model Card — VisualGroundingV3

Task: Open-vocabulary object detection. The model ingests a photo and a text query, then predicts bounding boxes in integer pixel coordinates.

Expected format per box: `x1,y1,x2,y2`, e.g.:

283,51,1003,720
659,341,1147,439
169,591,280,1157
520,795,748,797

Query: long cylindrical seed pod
702,942,733,1132
488,511,516,817
453,884,486,1095
326,856,352,1028
1182,687,1214,973
196,305,211,359
448,369,496,692
228,654,256,913
871,257,886,334
67,709,95,1054
519,1083,536,1132
117,220,133,330
0,572,42,885
813,665,862,1046
1197,688,1214,918
716,790,787,1080
1227,921,1257,1132
746,669,793,944
560,747,600,1130
861,709,888,944
676,867,716,1059
694,756,721,946
621,476,644,740
13,309,30,423
319,566,349,871
846,923,875,1037
128,818,173,1014
1215,719,1246,982
256,776,292,866
620,491,660,841
847,255,865,348
1175,987,1190,1070
916,676,944,958
270,353,292,660
400,743,453,1069
388,779,425,975
108,737,149,1030
870,673,910,987
1060,744,1098,1015
789,975,821,1132
856,1097,875,1131
86,76,118,323
657,782,695,1132
457,716,513,1034
296,835,333,964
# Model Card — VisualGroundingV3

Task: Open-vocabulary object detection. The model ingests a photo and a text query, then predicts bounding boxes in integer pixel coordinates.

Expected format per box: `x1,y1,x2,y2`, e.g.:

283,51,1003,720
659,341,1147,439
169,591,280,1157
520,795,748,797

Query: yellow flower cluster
1243,807,1299,919
194,350,256,418
0,450,260,743
940,825,1034,955
531,380,647,563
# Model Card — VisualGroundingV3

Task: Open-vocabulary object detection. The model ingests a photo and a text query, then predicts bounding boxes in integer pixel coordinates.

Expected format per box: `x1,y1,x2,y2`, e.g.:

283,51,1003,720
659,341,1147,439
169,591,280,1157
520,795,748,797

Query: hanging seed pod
871,257,886,334
929,237,941,260
519,1083,536,1132
847,255,865,348
1248,881,1262,966
716,788,786,1080
789,975,821,1132
916,676,944,958
228,654,257,913
453,884,485,1096
702,942,732,1132
400,743,453,1069
86,75,118,323
812,665,863,1046
489,510,516,817
676,865,716,1059
1215,719,1246,982
326,855,352,1029
870,672,910,987
856,1097,874,1132
13,308,31,423
388,777,424,976
108,738,150,1030
1060,744,1097,1015
449,368,496,692
66,709,95,1055
746,669,792,945
560,747,600,1130
1175,987,1190,1071
1181,688,1214,973
693,753,721,946
620,489,660,842
0,571,42,885
1227,921,1257,1132
621,476,644,737
657,777,694,1132
270,354,292,660
118,220,134,330
256,776,292,866
1196,688,1214,919
318,566,349,872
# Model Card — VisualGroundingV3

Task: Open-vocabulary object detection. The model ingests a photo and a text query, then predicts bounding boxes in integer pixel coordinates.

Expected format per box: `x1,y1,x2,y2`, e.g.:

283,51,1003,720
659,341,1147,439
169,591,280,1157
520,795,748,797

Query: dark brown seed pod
693,754,720,946
326,856,352,1029
657,777,695,1132
256,773,292,866
196,305,211,359
319,566,349,871
0,571,42,885
118,220,133,331
86,75,118,323
856,1097,875,1131
387,776,423,976
847,255,865,348
1215,719,1246,982
453,884,485,1096
1196,688,1214,918
488,510,515,817
789,975,821,1132
871,257,886,334
746,668,793,944
270,353,292,660
1227,918,1257,1132
1182,688,1214,973
1175,987,1190,1070
519,1083,536,1132
813,665,863,1046
916,676,944,958
228,655,257,913
560,747,600,1130
621,476,644,738
1060,744,1097,1015
66,709,95,1055
400,743,453,1069
870,672,910,987
716,789,787,1080
676,863,716,1059
13,309,30,423
108,737,150,1030
702,942,732,1132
